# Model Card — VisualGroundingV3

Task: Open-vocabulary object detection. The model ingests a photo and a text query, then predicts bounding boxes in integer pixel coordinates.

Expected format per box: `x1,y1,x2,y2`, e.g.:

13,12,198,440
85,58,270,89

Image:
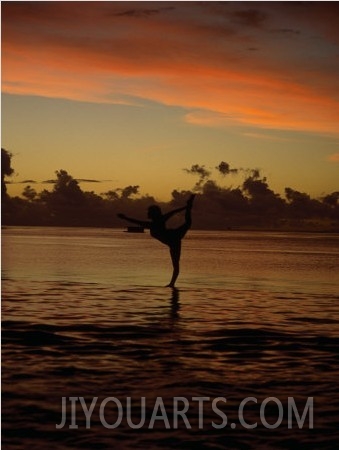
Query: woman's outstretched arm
117,213,150,228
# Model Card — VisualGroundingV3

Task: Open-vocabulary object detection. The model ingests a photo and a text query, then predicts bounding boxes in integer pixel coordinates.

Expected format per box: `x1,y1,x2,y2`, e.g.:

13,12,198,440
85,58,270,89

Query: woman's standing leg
167,242,181,287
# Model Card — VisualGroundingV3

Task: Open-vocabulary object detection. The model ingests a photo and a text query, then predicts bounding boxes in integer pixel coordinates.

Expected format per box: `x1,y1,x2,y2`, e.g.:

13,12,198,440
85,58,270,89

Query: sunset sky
2,1,339,200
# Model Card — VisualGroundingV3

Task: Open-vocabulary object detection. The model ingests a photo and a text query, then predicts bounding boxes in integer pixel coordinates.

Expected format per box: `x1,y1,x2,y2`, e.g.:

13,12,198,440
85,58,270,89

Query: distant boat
125,226,145,233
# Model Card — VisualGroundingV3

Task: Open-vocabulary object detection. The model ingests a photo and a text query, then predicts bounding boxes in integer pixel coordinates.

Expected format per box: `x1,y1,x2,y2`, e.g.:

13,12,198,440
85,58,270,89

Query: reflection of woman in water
118,194,195,287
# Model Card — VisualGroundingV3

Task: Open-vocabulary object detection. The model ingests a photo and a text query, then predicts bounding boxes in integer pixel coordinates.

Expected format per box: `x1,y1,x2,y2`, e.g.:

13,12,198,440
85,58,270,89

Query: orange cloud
2,2,339,135
327,153,339,162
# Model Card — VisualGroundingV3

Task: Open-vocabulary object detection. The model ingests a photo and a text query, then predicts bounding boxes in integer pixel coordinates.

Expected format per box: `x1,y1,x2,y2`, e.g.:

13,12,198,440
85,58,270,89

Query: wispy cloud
327,153,339,163
42,179,56,184
113,6,175,18
76,179,102,184
242,132,293,142
2,2,339,135
6,179,37,184
41,178,105,184
230,8,267,28
273,28,300,36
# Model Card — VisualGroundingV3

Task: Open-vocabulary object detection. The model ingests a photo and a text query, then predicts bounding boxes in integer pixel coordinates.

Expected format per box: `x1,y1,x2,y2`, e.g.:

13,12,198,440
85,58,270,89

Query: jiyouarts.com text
56,396,314,430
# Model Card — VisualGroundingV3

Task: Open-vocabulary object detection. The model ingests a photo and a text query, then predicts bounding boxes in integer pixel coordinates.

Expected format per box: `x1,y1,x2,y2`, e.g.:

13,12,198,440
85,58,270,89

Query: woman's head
147,205,162,220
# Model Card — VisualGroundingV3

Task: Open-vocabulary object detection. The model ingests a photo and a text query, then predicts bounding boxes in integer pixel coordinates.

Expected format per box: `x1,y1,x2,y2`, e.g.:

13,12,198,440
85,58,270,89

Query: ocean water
2,227,339,449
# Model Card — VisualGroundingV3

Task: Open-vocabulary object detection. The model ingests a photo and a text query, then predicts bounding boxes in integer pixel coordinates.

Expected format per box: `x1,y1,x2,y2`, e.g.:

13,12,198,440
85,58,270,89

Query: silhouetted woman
118,194,195,287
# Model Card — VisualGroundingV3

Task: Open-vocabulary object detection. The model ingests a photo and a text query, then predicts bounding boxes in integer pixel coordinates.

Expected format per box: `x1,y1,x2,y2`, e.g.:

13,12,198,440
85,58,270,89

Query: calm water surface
2,227,339,449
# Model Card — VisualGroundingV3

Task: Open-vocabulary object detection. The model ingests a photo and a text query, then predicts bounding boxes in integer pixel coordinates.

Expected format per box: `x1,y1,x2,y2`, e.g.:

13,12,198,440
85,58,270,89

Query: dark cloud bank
2,149,339,231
